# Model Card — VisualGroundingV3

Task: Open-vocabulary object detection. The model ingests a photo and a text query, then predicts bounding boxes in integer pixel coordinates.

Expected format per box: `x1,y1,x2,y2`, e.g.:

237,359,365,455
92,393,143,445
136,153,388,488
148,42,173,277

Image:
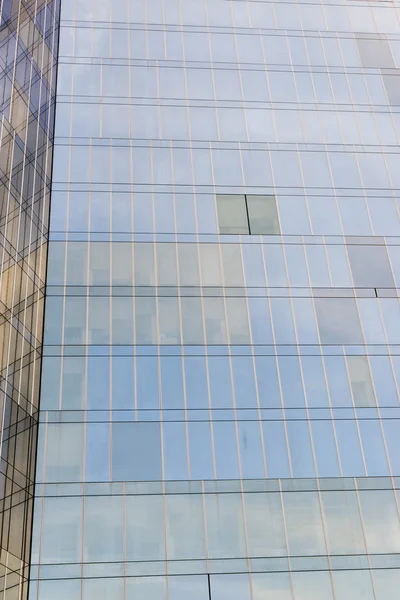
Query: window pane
244,492,287,557
347,245,394,287
359,490,400,553
45,423,84,483
252,573,292,600
83,496,124,562
83,579,124,600
292,571,334,600
41,497,82,564
216,195,248,234
283,491,326,555
166,495,206,560
321,490,366,554
347,355,376,407
126,496,165,561
314,298,363,344
247,195,280,234
356,38,394,68
210,574,251,600
168,576,209,600
206,493,246,558
112,423,162,480
38,580,81,600
372,569,400,600
126,577,166,600
332,570,375,600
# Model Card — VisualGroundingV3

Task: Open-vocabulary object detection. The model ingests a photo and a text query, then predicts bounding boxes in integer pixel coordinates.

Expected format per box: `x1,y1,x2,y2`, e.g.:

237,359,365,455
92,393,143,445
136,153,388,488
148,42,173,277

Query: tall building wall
0,0,59,598
30,0,400,598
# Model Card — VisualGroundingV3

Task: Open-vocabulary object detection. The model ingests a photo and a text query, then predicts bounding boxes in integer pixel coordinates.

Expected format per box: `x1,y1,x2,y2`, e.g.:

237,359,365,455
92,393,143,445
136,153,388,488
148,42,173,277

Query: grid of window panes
0,1,60,598
32,0,400,598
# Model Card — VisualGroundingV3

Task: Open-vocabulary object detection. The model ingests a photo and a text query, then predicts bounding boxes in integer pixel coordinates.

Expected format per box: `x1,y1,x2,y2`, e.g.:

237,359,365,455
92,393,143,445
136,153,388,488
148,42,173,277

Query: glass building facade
0,0,59,598
2,0,400,597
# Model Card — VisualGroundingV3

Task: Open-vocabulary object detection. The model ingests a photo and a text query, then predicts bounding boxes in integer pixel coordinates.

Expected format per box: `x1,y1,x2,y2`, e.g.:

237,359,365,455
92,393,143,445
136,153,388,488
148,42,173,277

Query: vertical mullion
244,194,251,234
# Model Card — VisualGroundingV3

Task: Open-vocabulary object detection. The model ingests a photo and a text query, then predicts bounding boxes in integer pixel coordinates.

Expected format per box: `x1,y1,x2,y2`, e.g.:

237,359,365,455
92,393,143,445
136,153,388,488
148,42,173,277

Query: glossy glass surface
31,0,400,597
0,0,60,597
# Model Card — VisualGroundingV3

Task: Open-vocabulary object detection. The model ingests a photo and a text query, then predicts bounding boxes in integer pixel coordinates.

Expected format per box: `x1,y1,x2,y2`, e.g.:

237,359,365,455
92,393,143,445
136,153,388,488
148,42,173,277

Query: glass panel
216,195,249,234
291,571,334,600
126,496,165,561
134,243,155,285
61,357,85,409
181,297,204,344
359,490,400,553
38,580,81,600
178,243,200,285
112,242,133,285
83,496,124,562
347,245,394,287
314,298,363,344
126,577,167,600
206,493,246,558
226,297,250,344
41,497,82,564
372,569,400,600
45,423,84,483
168,576,209,600
158,297,181,344
321,490,366,554
83,579,124,600
88,296,110,344
252,573,293,600
163,422,188,480
221,244,244,286
347,356,376,407
356,38,395,68
210,574,251,600
204,297,227,344
166,495,206,560
247,195,280,234
244,492,287,557
156,243,178,286
332,570,375,600
283,491,326,555
199,244,222,286
112,423,162,480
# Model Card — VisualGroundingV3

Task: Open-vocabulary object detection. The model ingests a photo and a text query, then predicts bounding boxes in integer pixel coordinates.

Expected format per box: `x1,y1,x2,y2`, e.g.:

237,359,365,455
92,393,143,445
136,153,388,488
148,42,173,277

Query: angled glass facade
25,0,400,598
0,0,60,598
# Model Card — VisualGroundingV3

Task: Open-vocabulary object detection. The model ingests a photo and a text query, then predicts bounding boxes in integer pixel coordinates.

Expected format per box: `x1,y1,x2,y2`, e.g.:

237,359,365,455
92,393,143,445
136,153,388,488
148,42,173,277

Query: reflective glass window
216,195,249,234
166,495,206,560
210,574,251,600
112,423,162,480
332,570,375,600
321,490,366,555
359,490,400,553
206,494,246,558
315,298,363,344
83,579,124,600
41,497,82,564
247,195,280,234
126,495,165,561
252,572,292,600
347,355,376,407
356,38,395,68
83,496,124,562
244,492,287,557
291,571,334,600
168,576,209,600
283,492,326,555
347,244,394,288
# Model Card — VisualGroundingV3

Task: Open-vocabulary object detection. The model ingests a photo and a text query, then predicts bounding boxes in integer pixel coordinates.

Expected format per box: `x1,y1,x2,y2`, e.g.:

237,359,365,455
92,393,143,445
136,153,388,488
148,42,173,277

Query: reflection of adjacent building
0,1,59,598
